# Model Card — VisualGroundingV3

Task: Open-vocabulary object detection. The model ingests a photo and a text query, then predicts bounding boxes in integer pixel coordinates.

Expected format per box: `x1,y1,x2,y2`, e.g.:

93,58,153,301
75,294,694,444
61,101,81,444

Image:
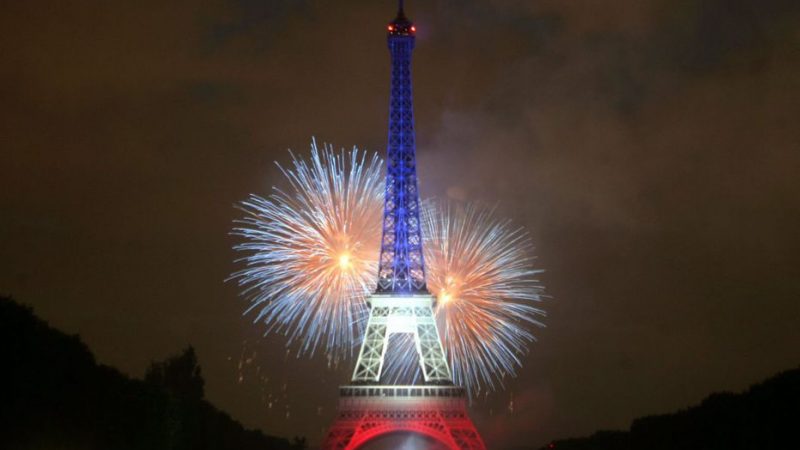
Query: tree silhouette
0,296,301,450
145,346,205,401
541,366,800,450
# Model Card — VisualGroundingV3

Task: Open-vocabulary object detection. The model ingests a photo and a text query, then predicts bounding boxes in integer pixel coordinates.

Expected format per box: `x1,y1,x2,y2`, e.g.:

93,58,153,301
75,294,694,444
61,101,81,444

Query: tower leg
351,315,388,382
415,310,450,382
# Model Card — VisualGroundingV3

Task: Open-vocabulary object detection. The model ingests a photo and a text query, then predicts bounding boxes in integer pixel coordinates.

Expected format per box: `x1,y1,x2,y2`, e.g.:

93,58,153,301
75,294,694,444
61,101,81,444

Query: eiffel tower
322,2,485,449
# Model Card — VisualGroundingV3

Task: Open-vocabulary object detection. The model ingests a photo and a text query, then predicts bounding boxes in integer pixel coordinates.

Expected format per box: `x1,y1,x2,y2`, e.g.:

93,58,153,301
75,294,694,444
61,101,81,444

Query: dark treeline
0,296,304,450
540,365,800,450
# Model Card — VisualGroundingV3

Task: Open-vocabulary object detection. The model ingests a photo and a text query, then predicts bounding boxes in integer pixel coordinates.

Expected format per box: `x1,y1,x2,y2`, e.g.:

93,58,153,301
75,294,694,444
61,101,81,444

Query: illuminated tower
323,2,486,449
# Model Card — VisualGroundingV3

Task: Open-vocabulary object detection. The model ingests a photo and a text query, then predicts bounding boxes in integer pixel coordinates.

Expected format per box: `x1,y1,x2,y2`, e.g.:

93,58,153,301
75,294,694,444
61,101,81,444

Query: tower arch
352,426,457,450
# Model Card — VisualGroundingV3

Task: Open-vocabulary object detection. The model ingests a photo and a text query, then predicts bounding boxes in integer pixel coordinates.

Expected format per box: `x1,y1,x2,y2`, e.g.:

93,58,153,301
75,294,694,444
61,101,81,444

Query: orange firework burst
423,201,545,394
231,140,382,358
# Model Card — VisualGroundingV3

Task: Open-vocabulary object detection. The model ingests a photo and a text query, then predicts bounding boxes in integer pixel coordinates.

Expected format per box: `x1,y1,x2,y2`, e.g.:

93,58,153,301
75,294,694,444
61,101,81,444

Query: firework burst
232,144,545,395
381,201,545,395
231,140,383,358
424,201,545,395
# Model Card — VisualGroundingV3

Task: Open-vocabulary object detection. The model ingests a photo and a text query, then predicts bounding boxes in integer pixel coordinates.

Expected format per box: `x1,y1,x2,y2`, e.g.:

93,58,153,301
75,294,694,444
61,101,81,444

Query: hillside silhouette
540,364,800,450
0,295,303,450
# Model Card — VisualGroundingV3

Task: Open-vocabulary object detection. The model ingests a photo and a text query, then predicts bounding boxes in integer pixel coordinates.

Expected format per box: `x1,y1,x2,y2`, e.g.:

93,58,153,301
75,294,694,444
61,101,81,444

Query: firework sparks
230,139,383,358
232,143,545,395
382,201,545,394
426,201,545,394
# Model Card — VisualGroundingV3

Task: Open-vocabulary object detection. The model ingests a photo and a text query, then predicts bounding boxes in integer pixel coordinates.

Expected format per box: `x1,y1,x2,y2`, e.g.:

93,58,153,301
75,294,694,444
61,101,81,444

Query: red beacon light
410,26,416,32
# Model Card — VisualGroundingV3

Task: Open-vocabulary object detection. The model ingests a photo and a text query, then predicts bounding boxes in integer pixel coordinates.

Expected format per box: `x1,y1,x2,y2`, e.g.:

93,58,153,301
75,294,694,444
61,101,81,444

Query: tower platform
323,386,485,450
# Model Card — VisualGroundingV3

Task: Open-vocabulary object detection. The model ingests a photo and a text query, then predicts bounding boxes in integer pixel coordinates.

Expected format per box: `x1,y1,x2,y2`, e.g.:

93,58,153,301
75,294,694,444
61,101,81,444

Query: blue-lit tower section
350,0,450,385
377,2,427,294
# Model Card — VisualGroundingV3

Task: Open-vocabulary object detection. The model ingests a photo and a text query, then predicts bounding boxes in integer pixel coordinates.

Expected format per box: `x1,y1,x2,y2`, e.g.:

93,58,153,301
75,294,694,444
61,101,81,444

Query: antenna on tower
395,0,408,21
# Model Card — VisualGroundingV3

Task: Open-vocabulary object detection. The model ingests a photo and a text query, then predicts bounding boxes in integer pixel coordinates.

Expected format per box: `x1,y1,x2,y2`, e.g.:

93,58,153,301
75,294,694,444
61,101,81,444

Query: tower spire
378,0,424,294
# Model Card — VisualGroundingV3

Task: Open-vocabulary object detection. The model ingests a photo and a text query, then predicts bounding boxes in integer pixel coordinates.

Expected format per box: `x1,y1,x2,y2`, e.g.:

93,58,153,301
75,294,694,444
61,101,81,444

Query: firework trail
230,140,383,358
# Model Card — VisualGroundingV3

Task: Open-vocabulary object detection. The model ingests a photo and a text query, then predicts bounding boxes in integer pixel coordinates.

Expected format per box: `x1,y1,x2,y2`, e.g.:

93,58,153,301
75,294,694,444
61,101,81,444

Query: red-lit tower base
323,386,485,450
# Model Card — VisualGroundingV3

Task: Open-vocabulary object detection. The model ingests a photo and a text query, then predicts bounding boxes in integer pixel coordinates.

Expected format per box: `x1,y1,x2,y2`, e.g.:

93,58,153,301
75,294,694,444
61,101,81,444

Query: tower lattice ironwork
323,2,486,449
376,0,426,295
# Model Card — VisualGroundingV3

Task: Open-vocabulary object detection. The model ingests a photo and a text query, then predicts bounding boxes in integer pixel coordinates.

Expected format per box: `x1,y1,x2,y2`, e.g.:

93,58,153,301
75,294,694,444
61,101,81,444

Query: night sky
2,1,799,449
